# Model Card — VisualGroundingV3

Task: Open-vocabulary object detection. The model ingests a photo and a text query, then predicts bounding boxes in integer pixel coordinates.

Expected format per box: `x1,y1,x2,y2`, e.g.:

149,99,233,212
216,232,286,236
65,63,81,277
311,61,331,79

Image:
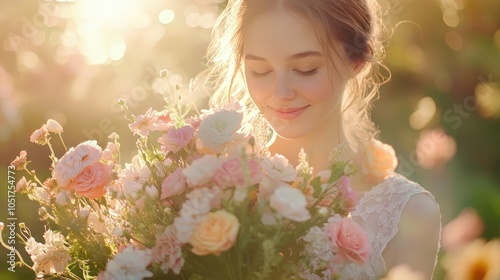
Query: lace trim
336,173,439,280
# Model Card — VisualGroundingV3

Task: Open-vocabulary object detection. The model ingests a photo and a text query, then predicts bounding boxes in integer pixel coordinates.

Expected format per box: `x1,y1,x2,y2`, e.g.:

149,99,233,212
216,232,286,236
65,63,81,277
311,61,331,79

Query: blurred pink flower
30,124,49,145
336,176,358,212
66,161,112,199
53,140,102,188
158,125,195,153
161,169,187,200
213,158,263,188
327,218,370,265
416,128,457,169
442,208,484,252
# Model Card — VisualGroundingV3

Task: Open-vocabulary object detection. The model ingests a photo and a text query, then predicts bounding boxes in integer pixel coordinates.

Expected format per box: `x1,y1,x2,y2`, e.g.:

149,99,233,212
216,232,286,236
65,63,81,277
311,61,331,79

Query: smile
270,105,310,120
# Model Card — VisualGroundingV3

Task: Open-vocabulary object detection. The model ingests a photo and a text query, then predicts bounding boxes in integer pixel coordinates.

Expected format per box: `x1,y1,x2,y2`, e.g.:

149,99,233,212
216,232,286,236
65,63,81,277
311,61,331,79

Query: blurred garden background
0,0,499,279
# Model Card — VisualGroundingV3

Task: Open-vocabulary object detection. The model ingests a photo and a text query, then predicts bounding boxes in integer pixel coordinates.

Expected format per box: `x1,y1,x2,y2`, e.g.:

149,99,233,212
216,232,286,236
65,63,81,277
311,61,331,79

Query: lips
269,105,310,120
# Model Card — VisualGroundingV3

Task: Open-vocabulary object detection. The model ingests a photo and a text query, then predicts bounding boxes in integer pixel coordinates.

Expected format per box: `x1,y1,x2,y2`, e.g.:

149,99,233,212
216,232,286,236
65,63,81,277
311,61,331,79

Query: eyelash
249,68,319,78
295,68,318,76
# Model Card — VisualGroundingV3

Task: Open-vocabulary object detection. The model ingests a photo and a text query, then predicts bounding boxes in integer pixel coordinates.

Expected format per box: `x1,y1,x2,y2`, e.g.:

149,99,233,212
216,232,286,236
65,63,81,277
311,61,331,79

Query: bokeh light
409,97,437,130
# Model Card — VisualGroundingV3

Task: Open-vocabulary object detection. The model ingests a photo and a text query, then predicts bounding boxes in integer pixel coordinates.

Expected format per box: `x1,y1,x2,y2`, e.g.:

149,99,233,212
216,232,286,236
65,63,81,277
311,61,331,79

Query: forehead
242,9,323,58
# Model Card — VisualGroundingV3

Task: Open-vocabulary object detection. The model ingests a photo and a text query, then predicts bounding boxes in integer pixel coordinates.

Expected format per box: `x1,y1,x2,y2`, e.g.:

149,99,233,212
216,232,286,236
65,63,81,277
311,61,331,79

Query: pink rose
327,218,370,265
336,176,357,212
158,125,195,153
354,138,398,182
161,169,187,200
66,161,112,199
182,155,221,187
53,140,102,188
213,158,263,188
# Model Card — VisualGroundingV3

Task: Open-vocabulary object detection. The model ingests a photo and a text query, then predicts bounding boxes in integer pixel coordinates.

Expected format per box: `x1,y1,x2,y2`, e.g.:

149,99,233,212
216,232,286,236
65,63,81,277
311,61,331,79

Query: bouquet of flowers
2,73,377,280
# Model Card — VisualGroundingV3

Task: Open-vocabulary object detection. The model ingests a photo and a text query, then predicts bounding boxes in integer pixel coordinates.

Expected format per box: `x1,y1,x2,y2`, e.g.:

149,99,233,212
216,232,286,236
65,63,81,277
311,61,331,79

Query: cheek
245,75,271,105
298,73,338,103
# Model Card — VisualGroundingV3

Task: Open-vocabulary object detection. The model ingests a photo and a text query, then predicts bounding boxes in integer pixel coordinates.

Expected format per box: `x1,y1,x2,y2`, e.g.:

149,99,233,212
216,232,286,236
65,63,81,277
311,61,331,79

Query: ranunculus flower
158,125,195,153
197,109,243,152
66,162,112,199
212,158,262,188
46,119,63,133
161,169,187,199
270,186,310,222
354,138,398,182
261,154,297,182
327,218,370,265
53,140,102,188
189,210,240,256
182,154,221,187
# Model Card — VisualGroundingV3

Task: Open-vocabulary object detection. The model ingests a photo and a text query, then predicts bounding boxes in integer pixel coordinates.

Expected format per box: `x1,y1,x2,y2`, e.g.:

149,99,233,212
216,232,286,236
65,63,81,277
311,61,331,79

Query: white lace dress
335,173,441,280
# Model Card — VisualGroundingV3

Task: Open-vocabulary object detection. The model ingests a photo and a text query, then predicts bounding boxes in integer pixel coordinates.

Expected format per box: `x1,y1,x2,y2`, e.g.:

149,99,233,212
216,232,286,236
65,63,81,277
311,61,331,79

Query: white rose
182,155,221,187
270,186,310,222
197,109,243,152
261,154,297,182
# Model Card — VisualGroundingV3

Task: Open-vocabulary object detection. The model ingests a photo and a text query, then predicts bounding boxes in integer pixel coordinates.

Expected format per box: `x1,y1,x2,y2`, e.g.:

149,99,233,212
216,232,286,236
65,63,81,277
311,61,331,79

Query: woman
201,0,441,279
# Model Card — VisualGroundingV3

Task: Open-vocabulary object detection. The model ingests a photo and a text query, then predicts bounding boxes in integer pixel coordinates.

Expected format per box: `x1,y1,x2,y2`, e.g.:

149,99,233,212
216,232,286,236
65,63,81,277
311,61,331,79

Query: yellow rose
189,210,240,256
354,138,398,182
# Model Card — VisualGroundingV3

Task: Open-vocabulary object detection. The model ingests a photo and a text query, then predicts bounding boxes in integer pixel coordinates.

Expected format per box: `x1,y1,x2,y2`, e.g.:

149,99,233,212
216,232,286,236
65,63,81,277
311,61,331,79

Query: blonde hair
200,0,390,145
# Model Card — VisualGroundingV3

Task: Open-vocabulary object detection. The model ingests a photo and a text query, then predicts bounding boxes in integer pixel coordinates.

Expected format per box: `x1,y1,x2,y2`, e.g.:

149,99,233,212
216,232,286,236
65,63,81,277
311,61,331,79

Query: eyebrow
244,51,323,61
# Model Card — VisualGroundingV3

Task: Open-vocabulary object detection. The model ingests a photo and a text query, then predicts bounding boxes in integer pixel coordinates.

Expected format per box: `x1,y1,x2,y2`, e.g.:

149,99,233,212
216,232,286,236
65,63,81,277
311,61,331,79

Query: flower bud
46,119,64,133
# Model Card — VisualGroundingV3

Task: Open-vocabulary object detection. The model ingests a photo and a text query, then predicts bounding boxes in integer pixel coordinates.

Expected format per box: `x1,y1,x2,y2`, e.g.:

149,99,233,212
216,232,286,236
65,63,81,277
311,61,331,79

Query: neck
268,113,355,172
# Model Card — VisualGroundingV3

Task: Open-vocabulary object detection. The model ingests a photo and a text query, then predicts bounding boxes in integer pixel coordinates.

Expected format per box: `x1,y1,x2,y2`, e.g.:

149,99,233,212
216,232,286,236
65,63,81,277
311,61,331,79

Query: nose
273,72,295,101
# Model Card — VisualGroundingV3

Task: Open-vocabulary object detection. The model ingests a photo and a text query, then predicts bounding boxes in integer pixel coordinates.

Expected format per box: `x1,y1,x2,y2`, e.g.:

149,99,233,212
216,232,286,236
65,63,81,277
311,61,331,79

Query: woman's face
243,8,348,139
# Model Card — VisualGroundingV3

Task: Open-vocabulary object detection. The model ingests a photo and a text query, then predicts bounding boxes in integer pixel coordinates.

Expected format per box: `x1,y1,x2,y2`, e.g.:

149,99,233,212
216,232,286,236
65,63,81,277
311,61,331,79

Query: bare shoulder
404,192,440,220
383,184,442,279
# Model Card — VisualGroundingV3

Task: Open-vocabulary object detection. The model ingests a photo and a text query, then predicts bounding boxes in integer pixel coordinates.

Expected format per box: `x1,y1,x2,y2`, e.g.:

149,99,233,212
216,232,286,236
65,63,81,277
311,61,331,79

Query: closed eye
250,70,272,77
295,68,318,76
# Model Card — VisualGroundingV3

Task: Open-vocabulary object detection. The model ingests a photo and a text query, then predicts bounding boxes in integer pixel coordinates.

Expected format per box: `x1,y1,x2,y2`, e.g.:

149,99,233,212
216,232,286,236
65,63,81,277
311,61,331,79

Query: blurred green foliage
0,0,499,279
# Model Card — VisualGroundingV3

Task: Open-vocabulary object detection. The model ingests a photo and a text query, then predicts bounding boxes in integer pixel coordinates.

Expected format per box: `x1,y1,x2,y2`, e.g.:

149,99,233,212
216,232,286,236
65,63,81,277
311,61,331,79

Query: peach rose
354,138,398,182
66,161,112,199
189,210,240,256
327,218,370,265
